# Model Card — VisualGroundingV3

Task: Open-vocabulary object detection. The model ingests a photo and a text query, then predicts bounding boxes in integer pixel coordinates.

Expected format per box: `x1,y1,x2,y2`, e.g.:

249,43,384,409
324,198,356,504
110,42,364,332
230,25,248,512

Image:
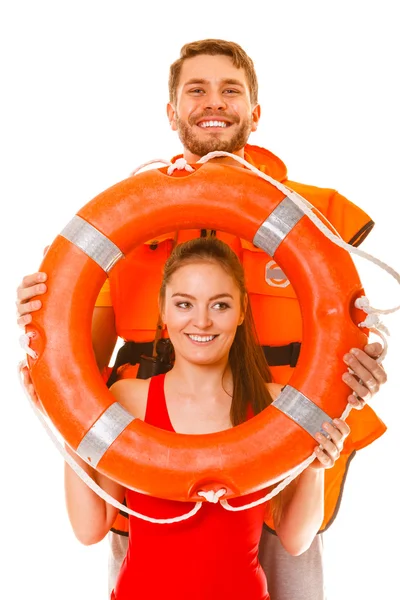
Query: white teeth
199,121,227,128
188,334,216,343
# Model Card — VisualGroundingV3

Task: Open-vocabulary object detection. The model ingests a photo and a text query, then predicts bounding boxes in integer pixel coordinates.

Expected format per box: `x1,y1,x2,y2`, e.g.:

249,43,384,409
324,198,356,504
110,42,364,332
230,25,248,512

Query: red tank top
112,374,270,600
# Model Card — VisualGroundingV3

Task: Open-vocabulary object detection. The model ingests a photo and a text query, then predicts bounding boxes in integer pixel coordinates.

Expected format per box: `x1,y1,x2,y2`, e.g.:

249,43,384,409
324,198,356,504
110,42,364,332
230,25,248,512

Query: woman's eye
213,302,229,310
176,301,191,309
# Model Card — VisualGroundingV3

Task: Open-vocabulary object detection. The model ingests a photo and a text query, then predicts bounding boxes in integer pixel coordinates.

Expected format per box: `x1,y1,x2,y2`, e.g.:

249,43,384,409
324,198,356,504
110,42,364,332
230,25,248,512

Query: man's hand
342,342,387,409
16,272,47,327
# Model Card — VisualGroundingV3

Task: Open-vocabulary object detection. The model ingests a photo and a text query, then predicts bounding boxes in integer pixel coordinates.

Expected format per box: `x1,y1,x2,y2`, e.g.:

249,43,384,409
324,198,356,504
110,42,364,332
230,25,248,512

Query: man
17,39,387,600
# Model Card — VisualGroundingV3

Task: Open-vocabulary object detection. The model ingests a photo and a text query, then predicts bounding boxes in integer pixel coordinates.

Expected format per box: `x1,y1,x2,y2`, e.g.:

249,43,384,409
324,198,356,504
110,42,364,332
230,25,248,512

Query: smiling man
168,53,260,160
17,39,387,600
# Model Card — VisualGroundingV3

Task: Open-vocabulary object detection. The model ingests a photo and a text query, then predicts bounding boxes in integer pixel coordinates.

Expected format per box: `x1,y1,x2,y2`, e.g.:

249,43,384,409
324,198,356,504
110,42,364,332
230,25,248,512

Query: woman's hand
310,418,350,470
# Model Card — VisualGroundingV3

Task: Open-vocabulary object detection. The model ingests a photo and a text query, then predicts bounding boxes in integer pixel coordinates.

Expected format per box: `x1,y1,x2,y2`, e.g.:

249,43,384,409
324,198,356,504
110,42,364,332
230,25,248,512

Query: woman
65,237,351,600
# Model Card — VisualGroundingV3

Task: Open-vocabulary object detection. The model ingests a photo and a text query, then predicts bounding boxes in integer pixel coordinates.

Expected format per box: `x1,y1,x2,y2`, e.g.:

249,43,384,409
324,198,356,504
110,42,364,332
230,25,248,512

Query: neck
167,355,233,398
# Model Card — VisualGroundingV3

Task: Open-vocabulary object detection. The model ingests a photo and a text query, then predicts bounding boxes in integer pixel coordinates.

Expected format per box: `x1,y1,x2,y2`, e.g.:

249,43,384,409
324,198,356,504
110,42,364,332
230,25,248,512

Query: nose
203,89,227,112
192,306,213,330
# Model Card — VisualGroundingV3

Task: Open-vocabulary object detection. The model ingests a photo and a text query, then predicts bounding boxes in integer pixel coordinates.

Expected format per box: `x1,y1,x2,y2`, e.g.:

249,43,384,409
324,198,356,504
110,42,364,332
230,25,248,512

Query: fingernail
38,273,47,282
343,354,352,363
350,348,359,356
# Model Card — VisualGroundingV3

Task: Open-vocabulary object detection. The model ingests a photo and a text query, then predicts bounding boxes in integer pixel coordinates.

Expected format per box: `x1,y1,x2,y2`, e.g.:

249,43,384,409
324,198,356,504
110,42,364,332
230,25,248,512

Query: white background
1,1,399,599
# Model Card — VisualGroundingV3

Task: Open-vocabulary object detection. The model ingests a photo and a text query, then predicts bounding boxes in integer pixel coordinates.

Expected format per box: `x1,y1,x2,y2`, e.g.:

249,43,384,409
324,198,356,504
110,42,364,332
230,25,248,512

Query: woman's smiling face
162,260,244,366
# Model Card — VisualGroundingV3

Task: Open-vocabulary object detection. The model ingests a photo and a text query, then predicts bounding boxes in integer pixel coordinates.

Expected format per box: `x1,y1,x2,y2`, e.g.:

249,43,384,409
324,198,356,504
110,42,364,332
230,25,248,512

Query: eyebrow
171,292,234,301
183,78,244,88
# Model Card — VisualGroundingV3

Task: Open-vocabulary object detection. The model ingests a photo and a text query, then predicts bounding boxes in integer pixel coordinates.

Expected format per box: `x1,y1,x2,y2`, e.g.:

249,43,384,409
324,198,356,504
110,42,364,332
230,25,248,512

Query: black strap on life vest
107,340,301,387
262,342,301,368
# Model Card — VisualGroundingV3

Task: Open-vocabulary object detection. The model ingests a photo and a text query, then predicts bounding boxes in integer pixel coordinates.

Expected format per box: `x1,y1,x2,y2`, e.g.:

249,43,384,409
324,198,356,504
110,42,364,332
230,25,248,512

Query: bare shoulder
109,378,150,419
266,382,285,401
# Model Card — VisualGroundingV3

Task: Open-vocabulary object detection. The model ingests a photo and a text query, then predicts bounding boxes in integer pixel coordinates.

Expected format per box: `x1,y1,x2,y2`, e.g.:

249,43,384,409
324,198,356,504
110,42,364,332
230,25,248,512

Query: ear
251,104,261,132
167,102,178,131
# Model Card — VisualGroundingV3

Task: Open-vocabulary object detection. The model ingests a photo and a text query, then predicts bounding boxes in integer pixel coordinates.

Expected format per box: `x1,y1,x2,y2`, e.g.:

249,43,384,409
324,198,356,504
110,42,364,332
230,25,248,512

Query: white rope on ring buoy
19,152,399,518
197,151,400,363
17,361,203,524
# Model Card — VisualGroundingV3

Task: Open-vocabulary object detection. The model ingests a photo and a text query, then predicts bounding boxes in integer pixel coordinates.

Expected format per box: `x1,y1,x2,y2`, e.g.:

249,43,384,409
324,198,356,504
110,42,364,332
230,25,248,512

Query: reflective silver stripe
272,385,333,439
76,403,135,467
60,215,124,272
253,197,305,256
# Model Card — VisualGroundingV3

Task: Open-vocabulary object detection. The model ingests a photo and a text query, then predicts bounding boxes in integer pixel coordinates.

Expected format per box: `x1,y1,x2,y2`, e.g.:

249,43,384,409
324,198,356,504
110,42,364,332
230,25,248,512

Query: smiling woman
61,236,354,600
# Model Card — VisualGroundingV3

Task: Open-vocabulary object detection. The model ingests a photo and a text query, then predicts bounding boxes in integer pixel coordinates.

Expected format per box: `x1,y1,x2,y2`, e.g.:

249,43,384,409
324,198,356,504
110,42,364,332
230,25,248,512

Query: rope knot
355,295,371,312
167,158,195,176
20,331,38,359
360,313,380,328
359,314,390,336
198,488,227,503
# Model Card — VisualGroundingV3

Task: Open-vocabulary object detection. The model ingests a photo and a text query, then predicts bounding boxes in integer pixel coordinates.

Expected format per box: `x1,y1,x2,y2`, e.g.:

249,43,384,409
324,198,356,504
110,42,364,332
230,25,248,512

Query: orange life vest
95,145,384,534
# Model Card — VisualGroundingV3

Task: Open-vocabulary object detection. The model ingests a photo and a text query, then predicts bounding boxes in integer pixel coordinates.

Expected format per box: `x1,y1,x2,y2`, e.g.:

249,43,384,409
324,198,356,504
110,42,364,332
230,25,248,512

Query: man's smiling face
167,54,260,162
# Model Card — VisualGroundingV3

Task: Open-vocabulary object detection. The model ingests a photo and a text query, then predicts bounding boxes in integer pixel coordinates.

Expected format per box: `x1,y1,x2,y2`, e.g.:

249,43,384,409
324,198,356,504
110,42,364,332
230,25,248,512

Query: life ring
27,162,367,502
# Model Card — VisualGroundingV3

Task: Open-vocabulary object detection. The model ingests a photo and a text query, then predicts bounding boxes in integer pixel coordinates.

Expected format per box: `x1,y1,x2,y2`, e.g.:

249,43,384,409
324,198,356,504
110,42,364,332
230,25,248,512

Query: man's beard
175,114,253,158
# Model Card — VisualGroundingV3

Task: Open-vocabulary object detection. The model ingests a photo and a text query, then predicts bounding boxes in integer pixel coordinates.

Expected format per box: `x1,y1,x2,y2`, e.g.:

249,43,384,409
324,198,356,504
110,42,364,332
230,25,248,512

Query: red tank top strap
246,403,254,420
144,373,174,431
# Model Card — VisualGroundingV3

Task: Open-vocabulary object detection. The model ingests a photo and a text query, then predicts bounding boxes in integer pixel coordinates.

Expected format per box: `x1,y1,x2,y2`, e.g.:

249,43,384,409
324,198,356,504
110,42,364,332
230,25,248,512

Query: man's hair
168,39,259,106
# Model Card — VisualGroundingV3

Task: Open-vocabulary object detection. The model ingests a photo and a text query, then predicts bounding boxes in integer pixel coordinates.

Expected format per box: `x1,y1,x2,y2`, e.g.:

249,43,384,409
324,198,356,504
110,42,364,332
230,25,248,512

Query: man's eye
224,89,239,94
189,88,204,94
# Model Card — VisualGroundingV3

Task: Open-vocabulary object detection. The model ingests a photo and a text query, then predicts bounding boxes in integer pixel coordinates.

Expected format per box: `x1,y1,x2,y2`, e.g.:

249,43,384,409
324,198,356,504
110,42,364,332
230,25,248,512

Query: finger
349,348,387,384
21,365,39,405
16,282,47,305
363,342,383,358
316,432,341,460
15,298,43,317
314,446,334,468
322,419,350,443
19,272,47,290
21,271,47,287
342,372,372,400
17,313,33,327
343,351,384,392
317,421,348,455
347,392,366,410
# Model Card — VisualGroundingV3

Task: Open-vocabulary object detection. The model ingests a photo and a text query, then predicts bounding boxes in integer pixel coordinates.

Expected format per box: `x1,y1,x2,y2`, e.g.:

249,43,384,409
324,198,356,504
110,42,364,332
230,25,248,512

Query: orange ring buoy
27,162,367,502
